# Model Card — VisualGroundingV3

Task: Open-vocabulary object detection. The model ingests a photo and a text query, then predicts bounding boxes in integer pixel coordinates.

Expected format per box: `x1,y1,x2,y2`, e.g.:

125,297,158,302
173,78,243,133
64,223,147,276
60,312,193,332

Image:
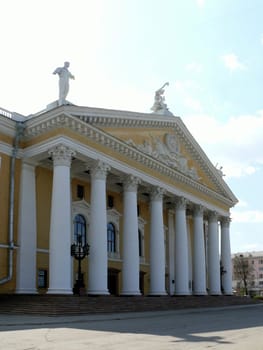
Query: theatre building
0,102,238,296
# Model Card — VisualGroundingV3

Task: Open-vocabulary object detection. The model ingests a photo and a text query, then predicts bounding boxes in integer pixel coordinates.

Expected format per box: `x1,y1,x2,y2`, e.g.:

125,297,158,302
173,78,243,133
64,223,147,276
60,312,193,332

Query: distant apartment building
232,251,263,296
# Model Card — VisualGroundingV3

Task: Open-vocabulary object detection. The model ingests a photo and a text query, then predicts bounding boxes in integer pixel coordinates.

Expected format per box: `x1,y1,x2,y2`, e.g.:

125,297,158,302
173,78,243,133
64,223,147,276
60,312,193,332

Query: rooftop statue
53,62,75,106
151,82,172,115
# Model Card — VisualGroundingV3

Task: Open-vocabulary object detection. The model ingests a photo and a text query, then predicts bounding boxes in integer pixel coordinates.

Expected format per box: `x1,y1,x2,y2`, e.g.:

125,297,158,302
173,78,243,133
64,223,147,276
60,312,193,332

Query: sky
0,0,263,254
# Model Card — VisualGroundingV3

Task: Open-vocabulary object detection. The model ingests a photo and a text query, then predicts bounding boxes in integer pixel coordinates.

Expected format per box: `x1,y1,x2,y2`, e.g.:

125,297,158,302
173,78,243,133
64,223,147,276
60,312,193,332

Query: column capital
175,197,187,210
193,204,204,217
90,160,111,180
221,216,231,228
208,210,218,222
48,144,76,167
123,175,141,192
150,186,166,201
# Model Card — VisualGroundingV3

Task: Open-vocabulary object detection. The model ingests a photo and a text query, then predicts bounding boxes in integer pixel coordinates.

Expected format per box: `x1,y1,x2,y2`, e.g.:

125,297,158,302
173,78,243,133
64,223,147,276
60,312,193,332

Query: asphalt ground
0,304,262,349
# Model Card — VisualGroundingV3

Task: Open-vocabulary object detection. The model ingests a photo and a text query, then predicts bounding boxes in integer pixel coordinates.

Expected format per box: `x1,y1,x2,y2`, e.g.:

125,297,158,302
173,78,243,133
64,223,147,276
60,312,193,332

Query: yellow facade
0,104,237,295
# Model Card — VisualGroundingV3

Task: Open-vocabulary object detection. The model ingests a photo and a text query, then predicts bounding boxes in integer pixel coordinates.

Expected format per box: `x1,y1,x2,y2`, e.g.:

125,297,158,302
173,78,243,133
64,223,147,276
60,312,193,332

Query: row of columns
16,144,232,295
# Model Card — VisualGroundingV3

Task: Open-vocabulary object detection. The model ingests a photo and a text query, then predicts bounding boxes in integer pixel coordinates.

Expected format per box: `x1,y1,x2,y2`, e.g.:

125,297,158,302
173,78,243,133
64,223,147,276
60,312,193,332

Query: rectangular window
108,195,114,208
77,185,84,199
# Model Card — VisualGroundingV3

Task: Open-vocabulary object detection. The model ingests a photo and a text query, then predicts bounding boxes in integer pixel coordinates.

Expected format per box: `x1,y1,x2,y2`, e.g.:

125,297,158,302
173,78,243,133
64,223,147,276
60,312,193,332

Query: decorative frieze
21,110,236,206
127,133,200,182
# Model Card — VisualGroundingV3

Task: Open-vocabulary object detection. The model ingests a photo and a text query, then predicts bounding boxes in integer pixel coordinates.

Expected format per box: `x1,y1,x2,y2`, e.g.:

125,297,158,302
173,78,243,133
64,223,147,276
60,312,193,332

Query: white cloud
173,80,203,112
185,62,203,73
232,243,263,254
174,80,199,92
231,210,263,223
196,0,205,7
221,53,246,71
235,200,248,208
230,229,263,254
183,96,202,112
183,111,263,178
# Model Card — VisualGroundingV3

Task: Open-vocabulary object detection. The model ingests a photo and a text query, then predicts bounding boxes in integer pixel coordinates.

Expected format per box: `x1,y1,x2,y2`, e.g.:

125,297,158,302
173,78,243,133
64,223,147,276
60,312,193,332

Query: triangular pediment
22,105,238,207
82,109,236,204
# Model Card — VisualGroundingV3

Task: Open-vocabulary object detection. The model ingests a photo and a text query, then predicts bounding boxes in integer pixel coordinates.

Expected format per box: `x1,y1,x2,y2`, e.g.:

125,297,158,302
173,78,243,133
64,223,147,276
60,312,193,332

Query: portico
16,146,233,296
0,103,237,296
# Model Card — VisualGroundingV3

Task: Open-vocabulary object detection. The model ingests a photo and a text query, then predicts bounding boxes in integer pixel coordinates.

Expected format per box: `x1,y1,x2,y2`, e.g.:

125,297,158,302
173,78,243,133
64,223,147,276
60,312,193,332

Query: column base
209,291,222,295
193,291,208,296
87,289,110,296
47,288,73,295
175,291,191,296
121,291,141,296
16,288,38,294
148,291,167,296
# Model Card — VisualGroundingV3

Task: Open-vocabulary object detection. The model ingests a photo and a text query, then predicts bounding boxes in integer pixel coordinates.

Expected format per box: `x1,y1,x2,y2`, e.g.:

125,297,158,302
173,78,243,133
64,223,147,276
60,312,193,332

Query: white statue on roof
53,61,75,106
151,82,172,115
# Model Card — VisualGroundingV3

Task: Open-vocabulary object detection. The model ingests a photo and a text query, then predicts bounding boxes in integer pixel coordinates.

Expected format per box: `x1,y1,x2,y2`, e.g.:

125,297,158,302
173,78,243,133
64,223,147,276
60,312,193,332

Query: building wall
0,106,237,295
232,252,263,296
32,166,156,294
0,152,21,292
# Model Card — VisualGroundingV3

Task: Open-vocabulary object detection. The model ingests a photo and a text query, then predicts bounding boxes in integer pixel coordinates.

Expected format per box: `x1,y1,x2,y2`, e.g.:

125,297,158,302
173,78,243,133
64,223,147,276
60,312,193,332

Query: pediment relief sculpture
126,133,200,181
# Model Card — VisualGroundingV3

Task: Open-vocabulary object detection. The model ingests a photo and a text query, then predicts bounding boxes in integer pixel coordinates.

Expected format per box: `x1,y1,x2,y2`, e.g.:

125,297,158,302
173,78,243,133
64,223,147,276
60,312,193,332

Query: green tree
233,254,254,296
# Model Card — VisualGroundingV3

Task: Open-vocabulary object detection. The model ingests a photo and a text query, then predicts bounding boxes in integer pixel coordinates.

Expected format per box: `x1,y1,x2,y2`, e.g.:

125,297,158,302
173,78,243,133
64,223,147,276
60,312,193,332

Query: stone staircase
0,294,261,316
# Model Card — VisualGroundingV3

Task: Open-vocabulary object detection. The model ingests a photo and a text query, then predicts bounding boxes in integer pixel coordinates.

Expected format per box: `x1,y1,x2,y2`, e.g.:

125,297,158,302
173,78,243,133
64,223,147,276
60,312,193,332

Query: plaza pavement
0,304,262,349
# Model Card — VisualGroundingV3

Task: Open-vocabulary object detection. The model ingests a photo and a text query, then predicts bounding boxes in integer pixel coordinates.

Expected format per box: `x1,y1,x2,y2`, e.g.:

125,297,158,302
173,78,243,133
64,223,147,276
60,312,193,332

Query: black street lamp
220,262,227,294
71,233,90,295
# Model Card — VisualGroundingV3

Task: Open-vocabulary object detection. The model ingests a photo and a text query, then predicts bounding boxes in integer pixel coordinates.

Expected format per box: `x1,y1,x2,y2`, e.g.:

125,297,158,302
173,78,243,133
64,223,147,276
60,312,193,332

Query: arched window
73,214,87,245
107,222,116,253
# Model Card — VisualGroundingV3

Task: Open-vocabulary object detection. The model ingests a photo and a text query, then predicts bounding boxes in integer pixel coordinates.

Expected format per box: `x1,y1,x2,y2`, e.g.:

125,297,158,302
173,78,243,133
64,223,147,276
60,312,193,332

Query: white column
221,217,233,295
149,187,166,295
121,175,141,295
175,197,190,295
193,205,207,295
88,161,110,295
208,211,221,295
168,210,175,295
186,217,193,293
47,145,75,294
16,162,37,294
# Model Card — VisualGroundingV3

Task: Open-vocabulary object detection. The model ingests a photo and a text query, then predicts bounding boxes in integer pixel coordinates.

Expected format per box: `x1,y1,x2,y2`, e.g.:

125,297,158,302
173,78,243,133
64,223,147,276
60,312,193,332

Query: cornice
22,107,237,207
0,141,23,158
0,141,13,156
0,115,17,137
68,107,237,204
173,118,238,204
23,135,231,214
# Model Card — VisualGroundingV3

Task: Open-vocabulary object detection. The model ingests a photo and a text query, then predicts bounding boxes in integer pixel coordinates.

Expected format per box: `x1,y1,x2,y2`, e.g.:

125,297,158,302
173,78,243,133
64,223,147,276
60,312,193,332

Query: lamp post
220,262,226,294
71,233,90,295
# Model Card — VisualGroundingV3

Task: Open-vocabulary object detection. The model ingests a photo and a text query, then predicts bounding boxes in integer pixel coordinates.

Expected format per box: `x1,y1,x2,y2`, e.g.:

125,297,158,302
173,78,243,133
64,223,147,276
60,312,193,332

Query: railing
0,107,13,119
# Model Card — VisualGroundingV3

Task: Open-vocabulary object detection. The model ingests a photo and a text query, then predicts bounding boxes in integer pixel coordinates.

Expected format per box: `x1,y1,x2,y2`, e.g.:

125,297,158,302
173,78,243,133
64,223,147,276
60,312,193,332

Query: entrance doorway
108,268,120,295
140,271,146,295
